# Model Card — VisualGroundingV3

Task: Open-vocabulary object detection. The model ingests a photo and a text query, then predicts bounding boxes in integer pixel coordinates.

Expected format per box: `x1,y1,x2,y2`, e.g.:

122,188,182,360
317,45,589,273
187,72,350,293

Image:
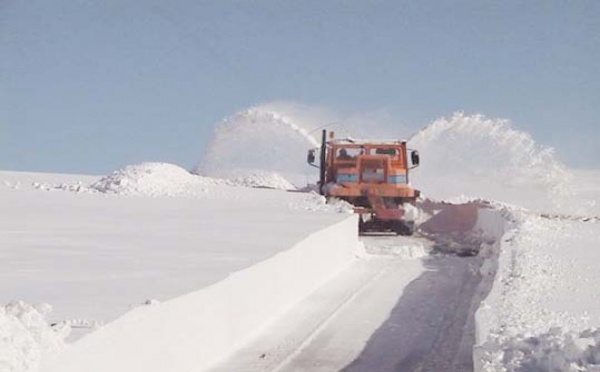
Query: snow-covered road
212,235,487,372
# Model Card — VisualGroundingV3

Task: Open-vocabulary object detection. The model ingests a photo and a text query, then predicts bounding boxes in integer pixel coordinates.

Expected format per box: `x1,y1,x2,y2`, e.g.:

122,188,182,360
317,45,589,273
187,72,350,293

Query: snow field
43,217,363,372
474,208,600,371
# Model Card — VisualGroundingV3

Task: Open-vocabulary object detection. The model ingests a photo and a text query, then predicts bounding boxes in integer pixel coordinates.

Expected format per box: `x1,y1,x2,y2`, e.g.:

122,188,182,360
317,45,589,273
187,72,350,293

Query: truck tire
394,221,415,236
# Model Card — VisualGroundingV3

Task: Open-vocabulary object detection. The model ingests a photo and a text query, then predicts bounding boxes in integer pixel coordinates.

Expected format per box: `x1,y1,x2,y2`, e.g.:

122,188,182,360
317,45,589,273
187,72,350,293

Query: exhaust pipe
319,129,327,195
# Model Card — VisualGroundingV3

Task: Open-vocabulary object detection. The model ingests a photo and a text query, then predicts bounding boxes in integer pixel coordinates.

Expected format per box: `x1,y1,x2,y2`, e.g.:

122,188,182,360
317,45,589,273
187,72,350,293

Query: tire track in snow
211,235,486,372
271,263,395,372
209,255,424,372
340,254,481,372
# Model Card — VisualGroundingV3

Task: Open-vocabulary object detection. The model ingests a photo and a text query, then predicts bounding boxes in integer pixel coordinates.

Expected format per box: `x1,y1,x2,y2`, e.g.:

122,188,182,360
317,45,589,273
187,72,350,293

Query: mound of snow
90,163,222,197
410,113,575,214
0,302,69,372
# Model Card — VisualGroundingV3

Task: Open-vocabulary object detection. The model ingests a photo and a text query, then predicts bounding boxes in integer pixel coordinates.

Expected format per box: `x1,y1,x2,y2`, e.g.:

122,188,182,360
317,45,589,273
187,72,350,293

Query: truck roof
329,137,407,145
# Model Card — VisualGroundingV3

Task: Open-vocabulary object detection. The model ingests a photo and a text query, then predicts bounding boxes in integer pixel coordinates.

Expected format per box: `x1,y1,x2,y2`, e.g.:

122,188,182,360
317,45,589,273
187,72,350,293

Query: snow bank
44,217,362,372
0,302,68,372
473,209,600,371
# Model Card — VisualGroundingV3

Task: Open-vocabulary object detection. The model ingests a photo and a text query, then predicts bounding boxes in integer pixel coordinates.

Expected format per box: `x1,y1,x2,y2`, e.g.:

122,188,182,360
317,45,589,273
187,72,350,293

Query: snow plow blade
419,203,479,235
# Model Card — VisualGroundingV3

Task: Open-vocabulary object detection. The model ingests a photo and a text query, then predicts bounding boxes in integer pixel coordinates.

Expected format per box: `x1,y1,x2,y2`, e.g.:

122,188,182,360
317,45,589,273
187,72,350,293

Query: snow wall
459,205,514,372
471,208,512,337
472,210,600,372
44,216,361,372
473,208,519,372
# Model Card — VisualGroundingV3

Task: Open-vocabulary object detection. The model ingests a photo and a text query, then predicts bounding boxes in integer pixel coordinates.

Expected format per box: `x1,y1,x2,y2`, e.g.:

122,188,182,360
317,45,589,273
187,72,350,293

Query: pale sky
2,0,598,174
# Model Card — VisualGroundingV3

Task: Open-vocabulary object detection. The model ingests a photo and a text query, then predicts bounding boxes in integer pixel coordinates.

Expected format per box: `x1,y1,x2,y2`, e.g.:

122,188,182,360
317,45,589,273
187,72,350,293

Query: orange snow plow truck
307,130,421,235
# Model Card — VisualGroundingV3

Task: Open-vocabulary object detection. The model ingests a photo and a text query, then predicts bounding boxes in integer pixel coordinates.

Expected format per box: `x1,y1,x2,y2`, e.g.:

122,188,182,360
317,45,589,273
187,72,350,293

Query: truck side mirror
307,149,316,164
411,150,420,167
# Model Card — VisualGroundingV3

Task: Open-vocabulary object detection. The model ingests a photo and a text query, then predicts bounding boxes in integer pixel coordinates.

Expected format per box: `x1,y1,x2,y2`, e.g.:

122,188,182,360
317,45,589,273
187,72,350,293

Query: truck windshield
375,148,397,155
336,148,362,160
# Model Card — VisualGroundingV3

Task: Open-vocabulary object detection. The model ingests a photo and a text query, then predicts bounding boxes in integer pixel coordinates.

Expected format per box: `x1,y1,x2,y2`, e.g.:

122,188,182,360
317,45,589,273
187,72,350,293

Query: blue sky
2,0,598,174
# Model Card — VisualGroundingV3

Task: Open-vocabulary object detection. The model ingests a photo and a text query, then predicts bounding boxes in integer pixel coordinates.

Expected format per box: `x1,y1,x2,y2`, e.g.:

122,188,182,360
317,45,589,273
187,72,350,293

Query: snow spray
199,106,582,214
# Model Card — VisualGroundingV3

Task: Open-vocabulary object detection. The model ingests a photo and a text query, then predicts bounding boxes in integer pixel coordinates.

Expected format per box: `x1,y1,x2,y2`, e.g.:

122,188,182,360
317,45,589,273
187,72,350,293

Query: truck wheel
394,221,415,236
